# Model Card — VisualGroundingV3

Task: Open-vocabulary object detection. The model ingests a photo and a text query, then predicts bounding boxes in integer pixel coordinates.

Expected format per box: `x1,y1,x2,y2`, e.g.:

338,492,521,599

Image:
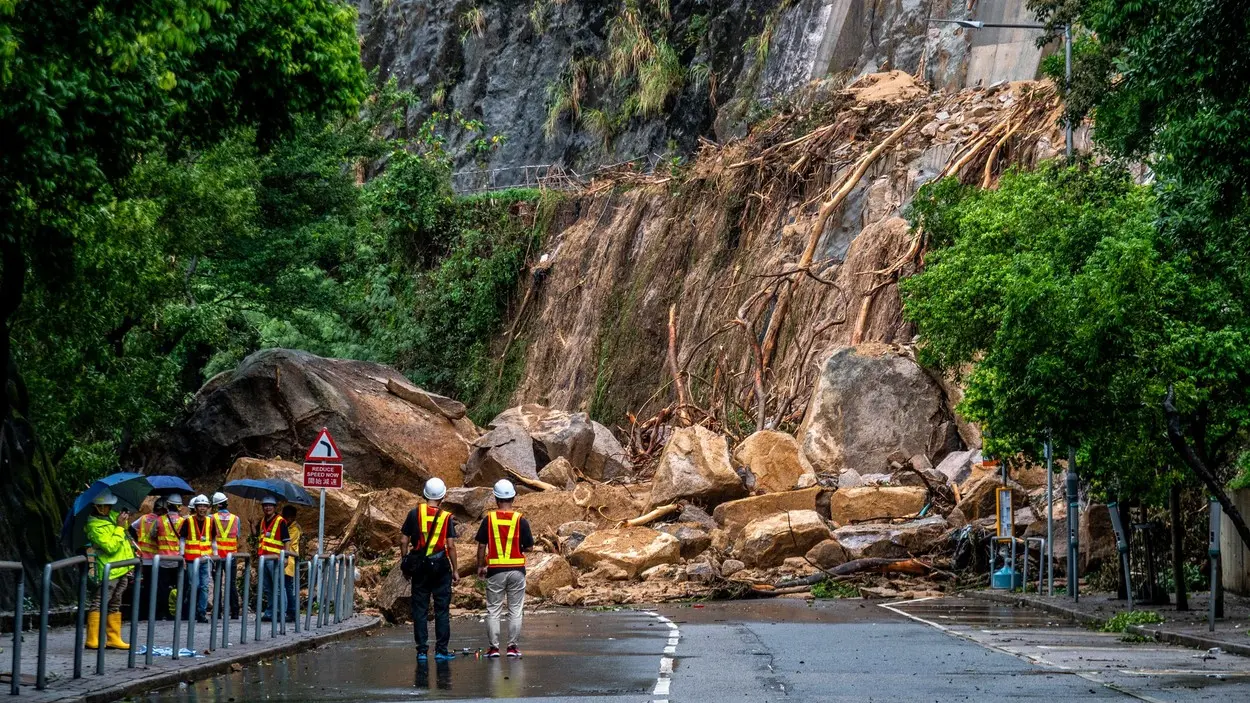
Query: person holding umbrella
84,490,135,649
256,496,291,621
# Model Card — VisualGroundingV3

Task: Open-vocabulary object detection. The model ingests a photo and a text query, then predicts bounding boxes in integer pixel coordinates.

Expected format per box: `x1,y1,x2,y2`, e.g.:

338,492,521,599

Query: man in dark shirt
400,477,459,662
475,479,533,658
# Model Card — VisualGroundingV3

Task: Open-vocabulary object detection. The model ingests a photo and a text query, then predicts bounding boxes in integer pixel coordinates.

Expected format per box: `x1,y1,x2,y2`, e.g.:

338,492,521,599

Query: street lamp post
928,19,1073,159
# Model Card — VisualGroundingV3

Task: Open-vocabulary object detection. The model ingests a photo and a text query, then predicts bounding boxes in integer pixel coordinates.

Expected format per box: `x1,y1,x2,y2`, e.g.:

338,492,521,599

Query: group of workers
83,489,302,650
401,477,532,662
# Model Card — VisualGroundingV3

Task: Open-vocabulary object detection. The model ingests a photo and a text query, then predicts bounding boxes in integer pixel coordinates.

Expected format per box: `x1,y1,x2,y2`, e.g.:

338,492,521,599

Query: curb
966,590,1250,658
57,616,380,703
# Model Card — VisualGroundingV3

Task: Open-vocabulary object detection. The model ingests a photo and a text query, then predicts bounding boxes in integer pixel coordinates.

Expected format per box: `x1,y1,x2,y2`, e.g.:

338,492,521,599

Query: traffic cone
85,611,101,649
105,612,129,649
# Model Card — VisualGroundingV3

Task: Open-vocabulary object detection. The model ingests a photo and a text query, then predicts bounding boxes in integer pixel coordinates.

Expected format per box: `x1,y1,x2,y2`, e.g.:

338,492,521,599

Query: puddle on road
136,609,663,702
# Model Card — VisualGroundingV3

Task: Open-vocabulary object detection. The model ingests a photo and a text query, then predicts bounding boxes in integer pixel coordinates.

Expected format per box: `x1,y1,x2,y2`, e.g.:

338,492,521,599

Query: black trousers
411,566,453,653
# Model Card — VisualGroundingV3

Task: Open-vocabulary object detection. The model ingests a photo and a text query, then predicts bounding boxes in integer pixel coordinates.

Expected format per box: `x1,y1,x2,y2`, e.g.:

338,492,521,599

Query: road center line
645,610,679,703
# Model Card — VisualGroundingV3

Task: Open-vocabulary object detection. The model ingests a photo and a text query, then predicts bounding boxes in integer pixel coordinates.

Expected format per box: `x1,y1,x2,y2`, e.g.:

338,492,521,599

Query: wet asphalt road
137,598,1250,702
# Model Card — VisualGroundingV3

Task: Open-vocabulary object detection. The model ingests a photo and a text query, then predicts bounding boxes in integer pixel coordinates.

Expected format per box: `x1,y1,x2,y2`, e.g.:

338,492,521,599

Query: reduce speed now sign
303,427,344,489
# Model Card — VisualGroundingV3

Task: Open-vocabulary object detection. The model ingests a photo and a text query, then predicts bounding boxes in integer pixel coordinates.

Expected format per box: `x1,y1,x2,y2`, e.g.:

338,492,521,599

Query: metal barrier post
278,550,288,636
293,559,304,634
237,554,251,646
347,555,355,618
327,555,338,625
304,557,318,632
255,556,267,643
334,556,344,624
208,559,220,652
1,561,23,695
146,555,160,667
128,562,141,669
37,555,89,690
316,557,327,628
271,553,282,639
186,556,206,650
171,561,185,660
96,562,112,675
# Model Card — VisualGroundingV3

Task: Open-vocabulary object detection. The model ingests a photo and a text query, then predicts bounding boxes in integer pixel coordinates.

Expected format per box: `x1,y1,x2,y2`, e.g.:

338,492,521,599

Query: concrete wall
1220,487,1250,595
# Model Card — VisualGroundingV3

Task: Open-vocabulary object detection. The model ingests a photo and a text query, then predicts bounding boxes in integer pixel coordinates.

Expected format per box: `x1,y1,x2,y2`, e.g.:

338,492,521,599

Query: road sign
303,463,343,489
305,428,343,462
302,427,344,557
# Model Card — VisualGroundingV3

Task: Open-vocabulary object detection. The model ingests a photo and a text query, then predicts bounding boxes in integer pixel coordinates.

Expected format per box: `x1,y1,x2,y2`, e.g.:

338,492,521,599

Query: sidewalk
970,589,1250,657
0,613,378,703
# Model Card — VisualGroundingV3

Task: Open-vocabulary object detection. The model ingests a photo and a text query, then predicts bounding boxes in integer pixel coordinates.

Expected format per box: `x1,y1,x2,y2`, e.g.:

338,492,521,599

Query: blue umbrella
222,478,315,507
145,475,193,496
61,472,154,551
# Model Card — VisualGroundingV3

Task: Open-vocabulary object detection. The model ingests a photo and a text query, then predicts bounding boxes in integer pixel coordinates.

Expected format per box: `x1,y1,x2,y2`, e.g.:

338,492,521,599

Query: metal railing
10,546,359,696
37,556,88,690
2,561,24,695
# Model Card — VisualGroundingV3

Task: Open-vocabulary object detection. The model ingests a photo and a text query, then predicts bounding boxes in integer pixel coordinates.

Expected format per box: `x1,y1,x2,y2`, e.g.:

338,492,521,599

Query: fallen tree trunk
504,467,561,492
621,503,681,528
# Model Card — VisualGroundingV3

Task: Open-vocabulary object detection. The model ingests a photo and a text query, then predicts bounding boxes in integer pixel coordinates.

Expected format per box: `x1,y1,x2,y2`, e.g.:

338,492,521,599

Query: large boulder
525,552,579,598
538,456,578,489
514,483,647,538
153,349,477,493
650,425,747,508
733,431,814,494
737,510,831,567
569,527,681,580
1079,504,1118,572
833,516,949,558
827,486,928,525
492,404,595,469
934,449,981,486
374,566,412,623
805,539,852,570
657,523,712,559
954,475,1027,522
463,423,540,487
556,520,599,554
441,487,496,522
799,345,947,474
712,488,822,539
586,422,632,480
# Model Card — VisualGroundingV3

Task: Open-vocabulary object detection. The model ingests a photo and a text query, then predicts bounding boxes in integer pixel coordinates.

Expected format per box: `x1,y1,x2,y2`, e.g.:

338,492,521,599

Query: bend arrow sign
303,427,343,489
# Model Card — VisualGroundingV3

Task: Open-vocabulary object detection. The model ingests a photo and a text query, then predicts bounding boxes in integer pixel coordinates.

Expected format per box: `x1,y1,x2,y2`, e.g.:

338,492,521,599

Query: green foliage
811,580,859,599
1101,610,1163,633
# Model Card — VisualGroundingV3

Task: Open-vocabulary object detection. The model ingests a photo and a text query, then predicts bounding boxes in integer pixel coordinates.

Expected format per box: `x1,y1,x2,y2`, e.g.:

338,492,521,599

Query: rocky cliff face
355,0,1051,186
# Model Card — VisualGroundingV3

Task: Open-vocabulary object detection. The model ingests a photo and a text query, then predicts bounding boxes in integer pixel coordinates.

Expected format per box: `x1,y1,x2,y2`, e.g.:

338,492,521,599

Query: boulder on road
733,431,814,494
538,456,578,490
805,539,852,570
657,523,712,559
586,422,632,481
526,552,579,598
800,345,947,474
1080,503,1118,572
515,483,646,538
650,425,747,508
712,488,822,539
556,520,599,554
569,527,681,580
737,510,831,568
153,349,477,493
463,423,540,487
720,558,746,577
827,486,928,525
492,404,594,469
833,516,949,558
441,487,495,522
375,566,412,624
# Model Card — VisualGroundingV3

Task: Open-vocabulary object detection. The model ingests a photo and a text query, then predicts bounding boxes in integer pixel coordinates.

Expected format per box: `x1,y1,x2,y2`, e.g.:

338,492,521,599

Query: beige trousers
485,570,526,648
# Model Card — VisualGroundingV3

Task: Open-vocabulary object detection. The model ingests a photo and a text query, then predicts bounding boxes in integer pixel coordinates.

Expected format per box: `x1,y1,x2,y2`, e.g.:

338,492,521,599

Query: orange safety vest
183,515,213,560
415,504,450,556
213,513,239,556
257,515,286,556
485,510,525,568
135,513,160,560
156,514,184,558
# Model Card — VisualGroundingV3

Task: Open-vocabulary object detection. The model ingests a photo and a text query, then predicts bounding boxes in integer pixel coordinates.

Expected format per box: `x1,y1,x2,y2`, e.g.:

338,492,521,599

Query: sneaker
434,651,456,661
416,650,428,662
485,646,501,658
506,645,522,658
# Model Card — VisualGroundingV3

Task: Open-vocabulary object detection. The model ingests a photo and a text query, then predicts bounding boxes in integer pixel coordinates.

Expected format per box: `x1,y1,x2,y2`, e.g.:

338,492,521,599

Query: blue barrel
992,566,1023,590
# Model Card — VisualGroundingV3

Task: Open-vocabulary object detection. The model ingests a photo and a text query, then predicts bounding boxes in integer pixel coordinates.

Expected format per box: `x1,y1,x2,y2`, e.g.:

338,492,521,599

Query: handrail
97,557,141,676
146,556,187,666
37,555,88,690
1,561,24,695
219,552,252,649
185,556,213,651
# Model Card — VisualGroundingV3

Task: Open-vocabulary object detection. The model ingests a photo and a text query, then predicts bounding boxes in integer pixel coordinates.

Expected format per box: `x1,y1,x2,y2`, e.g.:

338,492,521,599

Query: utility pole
1066,446,1080,601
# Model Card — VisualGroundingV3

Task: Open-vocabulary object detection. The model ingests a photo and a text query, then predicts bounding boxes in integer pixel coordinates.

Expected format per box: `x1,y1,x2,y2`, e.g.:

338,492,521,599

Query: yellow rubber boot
84,611,101,649
106,612,130,650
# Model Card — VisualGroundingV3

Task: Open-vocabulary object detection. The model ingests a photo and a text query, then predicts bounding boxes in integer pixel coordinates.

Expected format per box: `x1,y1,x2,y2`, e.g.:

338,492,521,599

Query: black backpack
400,506,445,582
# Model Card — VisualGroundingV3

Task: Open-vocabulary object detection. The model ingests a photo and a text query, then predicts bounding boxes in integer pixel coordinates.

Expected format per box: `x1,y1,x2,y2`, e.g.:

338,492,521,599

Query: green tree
902,163,1250,548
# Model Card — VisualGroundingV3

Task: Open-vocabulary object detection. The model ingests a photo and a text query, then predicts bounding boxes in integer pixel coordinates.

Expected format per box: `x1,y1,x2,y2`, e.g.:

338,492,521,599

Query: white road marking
646,611,680,703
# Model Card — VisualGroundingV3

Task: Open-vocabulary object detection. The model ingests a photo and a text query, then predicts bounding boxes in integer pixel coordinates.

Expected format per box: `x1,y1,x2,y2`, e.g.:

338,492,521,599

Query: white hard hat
92,489,118,506
166,494,183,506
261,495,278,506
211,492,228,506
423,477,447,501
189,494,210,507
492,479,516,500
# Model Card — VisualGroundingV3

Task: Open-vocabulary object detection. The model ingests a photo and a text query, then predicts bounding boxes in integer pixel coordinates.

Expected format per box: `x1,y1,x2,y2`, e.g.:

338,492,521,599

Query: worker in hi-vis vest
475,479,533,658
179,494,216,622
130,496,165,619
400,477,459,662
153,494,185,620
211,492,241,613
255,495,290,622
84,490,135,650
